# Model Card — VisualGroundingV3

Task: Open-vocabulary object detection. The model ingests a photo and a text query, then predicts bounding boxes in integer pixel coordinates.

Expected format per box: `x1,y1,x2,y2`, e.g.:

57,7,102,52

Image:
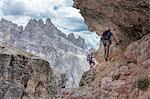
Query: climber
99,28,118,61
87,53,95,68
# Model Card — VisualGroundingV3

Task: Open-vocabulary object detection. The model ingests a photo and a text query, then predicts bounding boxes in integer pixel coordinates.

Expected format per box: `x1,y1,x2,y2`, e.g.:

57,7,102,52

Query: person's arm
110,32,118,44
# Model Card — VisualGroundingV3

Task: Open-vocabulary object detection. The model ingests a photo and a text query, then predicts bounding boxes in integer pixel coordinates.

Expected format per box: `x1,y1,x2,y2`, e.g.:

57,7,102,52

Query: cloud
74,31,100,49
0,0,100,49
55,17,88,32
1,0,53,18
2,0,25,15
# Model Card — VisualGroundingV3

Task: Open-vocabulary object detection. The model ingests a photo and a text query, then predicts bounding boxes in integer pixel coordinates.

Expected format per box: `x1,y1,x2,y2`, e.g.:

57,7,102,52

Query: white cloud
0,0,100,49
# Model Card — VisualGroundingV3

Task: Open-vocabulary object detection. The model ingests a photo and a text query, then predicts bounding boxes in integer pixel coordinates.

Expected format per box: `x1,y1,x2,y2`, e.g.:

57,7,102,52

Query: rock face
0,42,57,99
72,34,150,99
0,18,89,88
74,0,150,63
58,29,150,99
62,0,150,98
74,0,150,42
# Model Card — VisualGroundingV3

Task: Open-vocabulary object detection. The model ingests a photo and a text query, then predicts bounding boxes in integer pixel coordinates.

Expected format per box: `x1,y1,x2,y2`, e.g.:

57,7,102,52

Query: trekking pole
111,28,118,44
113,35,118,45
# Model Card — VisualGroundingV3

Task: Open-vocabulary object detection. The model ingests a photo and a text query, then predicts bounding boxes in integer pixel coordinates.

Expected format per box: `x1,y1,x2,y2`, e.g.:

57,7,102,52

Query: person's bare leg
93,62,95,66
105,41,110,61
104,45,108,61
90,62,95,68
90,62,92,67
103,41,107,61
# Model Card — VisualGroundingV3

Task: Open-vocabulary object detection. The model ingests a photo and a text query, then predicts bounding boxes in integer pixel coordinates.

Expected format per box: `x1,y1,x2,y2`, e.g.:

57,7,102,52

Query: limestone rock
0,42,58,99
64,0,150,98
74,0,150,42
125,33,150,64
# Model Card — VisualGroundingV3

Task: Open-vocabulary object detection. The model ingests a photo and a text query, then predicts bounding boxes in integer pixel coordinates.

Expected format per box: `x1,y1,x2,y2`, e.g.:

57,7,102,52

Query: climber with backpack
100,28,118,61
87,53,95,68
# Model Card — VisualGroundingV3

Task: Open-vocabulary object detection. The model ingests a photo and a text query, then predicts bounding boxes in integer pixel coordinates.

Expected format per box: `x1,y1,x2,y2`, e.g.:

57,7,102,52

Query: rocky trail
57,33,150,99
56,0,150,98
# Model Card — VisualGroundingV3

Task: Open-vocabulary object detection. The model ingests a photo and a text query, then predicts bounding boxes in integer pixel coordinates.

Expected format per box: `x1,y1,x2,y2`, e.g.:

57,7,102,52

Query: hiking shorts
101,39,111,59
101,37,111,45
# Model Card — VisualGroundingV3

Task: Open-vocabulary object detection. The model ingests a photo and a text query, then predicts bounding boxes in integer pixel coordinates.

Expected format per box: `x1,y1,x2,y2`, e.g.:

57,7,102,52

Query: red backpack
102,31,110,40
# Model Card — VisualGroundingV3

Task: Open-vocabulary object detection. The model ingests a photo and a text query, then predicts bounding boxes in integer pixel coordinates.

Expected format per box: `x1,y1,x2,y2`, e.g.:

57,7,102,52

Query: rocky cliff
59,0,150,98
0,42,58,99
0,18,90,88
74,0,150,61
74,0,149,41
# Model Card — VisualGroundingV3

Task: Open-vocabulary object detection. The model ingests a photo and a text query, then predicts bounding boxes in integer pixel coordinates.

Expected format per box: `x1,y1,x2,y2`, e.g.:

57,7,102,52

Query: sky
0,0,100,49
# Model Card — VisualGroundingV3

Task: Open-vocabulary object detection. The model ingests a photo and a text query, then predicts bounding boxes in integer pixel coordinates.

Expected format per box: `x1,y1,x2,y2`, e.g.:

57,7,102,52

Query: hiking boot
105,58,108,61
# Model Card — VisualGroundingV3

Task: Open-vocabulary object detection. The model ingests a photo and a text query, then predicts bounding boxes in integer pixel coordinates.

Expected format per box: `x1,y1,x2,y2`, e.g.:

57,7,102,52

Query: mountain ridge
0,18,90,88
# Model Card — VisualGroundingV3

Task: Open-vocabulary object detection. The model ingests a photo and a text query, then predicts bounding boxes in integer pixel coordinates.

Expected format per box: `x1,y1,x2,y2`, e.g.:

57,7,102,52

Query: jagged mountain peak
25,19,40,31
0,18,89,88
46,18,53,25
68,33,75,39
77,36,84,42
38,19,45,26
0,18,21,29
26,18,54,27
67,33,87,49
0,18,87,49
1,18,8,23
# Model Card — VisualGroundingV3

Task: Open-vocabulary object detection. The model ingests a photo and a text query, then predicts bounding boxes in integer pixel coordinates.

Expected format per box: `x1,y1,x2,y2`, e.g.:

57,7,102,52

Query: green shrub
112,73,120,80
135,78,149,90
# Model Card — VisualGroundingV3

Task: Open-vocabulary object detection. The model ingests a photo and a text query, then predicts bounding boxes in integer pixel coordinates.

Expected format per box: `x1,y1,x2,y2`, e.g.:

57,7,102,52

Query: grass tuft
135,78,149,90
